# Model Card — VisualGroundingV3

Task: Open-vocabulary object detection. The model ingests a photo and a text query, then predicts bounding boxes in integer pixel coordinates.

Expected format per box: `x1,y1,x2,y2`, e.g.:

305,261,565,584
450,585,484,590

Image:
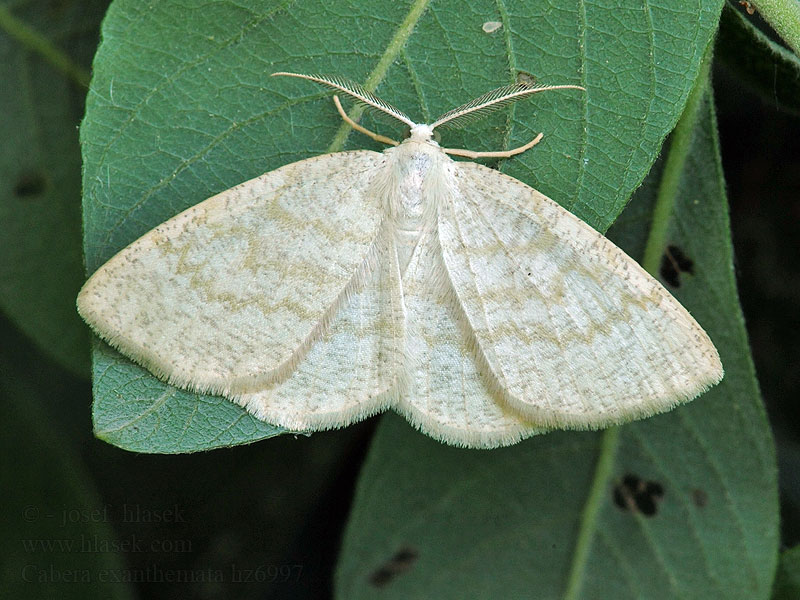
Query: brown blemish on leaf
14,171,48,198
660,244,694,287
613,474,665,517
691,488,708,508
369,546,419,588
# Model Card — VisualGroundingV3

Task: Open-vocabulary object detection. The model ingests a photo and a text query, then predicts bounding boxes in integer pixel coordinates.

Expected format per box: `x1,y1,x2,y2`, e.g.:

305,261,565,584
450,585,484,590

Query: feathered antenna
272,72,416,128
430,82,585,130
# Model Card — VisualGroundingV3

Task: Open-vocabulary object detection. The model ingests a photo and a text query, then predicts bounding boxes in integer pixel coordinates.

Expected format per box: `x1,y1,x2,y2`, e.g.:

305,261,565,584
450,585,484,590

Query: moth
78,73,723,448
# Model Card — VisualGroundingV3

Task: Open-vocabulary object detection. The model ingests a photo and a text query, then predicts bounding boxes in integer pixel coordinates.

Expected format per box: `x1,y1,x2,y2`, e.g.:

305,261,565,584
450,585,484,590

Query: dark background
717,67,800,550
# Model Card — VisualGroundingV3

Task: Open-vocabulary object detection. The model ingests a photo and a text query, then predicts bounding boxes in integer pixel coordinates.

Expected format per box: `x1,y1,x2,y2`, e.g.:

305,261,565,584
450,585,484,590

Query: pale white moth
78,72,723,448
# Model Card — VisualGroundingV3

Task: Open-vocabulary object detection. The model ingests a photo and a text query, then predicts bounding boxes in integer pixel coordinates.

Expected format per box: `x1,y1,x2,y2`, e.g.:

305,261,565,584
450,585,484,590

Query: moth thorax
388,148,441,231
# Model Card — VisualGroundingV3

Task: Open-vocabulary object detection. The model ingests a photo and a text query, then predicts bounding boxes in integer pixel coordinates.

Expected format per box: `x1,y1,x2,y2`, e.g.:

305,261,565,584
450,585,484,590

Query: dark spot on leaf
486,159,501,170
671,246,695,273
691,488,708,508
659,259,679,287
613,474,665,517
369,546,418,588
516,70,537,86
14,172,48,198
739,1,756,15
659,245,694,287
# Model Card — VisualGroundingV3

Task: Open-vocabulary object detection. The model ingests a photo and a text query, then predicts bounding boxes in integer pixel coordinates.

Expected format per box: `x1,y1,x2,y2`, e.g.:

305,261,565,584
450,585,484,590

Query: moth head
407,124,437,145
401,124,441,144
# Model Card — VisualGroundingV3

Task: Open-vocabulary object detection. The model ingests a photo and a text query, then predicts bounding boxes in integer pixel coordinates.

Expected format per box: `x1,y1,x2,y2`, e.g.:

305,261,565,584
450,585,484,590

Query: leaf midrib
326,0,432,152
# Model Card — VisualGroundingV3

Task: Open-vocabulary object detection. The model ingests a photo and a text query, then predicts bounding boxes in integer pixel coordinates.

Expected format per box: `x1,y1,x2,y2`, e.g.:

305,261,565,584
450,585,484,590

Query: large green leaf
82,0,723,451
0,1,106,377
334,80,778,597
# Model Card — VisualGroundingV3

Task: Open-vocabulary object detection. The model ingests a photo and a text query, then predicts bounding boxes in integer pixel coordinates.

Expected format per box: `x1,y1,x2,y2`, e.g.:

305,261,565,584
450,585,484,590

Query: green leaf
717,2,800,115
91,341,284,452
82,0,723,451
773,545,800,600
0,2,104,377
334,79,778,598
